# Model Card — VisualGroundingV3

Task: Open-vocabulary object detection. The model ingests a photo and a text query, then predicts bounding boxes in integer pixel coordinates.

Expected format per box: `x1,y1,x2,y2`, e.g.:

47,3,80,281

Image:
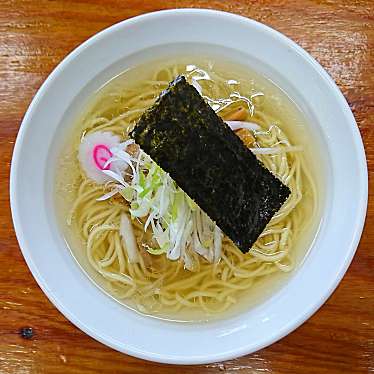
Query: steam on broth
56,57,320,321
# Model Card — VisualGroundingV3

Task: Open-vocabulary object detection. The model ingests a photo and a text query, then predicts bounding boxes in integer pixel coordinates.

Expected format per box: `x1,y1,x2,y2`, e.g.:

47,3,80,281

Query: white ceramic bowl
10,9,367,364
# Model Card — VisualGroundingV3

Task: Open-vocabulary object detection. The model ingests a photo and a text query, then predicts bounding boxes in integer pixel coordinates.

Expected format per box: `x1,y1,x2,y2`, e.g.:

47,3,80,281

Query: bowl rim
10,8,368,364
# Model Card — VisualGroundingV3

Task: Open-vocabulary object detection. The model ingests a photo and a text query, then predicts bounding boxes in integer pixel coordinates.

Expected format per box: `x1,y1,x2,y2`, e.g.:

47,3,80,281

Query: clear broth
56,56,322,322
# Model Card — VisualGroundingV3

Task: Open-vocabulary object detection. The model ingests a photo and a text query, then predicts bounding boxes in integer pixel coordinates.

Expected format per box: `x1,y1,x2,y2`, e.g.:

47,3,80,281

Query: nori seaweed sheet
130,76,291,253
